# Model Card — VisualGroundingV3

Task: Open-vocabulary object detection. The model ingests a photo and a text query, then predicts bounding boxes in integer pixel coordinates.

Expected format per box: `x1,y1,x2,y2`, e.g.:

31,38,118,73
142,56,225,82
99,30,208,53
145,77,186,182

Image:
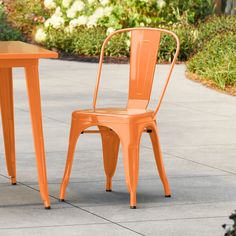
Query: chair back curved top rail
92,28,180,117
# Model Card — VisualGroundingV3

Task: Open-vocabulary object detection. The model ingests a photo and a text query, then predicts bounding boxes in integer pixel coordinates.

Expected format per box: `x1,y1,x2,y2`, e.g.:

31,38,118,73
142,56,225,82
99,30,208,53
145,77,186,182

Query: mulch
58,52,130,64
186,72,236,96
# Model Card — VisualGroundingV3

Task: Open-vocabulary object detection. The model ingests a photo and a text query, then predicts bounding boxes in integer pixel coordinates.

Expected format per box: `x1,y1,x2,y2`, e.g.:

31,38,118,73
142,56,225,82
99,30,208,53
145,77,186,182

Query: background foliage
2,0,236,91
0,3,22,40
3,0,214,61
3,0,48,39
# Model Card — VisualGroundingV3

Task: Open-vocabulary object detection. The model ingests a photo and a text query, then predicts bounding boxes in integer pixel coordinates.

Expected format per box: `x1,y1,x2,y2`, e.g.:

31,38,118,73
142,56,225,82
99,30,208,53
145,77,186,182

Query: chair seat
72,108,155,122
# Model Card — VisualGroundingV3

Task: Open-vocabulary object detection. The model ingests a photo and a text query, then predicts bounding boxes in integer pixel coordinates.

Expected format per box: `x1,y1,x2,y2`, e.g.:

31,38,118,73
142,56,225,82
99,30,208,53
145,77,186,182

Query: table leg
24,61,50,209
0,68,16,185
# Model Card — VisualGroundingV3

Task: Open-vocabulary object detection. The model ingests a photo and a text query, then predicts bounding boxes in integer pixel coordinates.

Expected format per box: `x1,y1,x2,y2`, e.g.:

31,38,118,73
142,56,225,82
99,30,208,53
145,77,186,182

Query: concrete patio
0,60,235,236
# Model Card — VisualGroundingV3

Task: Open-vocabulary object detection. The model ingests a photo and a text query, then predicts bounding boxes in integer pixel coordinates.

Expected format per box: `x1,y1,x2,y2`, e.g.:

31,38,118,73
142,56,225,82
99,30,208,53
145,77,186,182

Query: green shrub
187,32,236,89
44,27,105,55
43,26,129,57
159,23,197,62
0,3,23,40
195,15,236,52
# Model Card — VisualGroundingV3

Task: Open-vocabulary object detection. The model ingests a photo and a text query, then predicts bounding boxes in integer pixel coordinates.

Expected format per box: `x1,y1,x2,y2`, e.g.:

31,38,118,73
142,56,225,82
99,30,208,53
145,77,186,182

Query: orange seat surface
74,108,154,117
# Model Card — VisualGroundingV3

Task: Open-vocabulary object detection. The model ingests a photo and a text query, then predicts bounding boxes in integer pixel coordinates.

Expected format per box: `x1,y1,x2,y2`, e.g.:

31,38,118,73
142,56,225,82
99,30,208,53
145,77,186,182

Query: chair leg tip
45,206,51,210
130,206,136,209
165,195,171,198
59,199,65,202
106,189,112,192
11,177,16,185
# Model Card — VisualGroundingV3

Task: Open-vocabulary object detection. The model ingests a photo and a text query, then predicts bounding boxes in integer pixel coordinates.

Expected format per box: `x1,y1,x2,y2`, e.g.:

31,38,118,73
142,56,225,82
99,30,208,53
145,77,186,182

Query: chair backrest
92,28,180,116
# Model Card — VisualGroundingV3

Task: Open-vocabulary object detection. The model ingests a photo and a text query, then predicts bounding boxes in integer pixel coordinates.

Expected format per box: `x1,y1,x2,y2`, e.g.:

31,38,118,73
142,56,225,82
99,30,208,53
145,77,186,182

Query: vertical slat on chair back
127,29,161,109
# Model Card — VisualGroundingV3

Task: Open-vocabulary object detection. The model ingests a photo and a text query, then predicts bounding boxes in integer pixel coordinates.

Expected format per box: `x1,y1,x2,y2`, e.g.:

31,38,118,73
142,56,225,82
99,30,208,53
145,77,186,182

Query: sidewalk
0,60,236,236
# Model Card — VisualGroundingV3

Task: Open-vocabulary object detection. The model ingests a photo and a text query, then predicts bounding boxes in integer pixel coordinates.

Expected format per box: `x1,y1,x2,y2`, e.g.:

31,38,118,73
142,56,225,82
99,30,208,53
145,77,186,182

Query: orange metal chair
59,28,180,208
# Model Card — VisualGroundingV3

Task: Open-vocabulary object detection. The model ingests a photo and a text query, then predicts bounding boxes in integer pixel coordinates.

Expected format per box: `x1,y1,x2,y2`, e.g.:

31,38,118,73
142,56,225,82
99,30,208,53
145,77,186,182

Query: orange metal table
0,41,58,209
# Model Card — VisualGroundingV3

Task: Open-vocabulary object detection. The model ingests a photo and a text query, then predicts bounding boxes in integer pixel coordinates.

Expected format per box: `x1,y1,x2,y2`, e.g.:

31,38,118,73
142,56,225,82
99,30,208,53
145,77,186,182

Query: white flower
50,16,64,28
44,0,56,9
103,6,113,16
35,28,47,43
67,8,77,18
62,0,72,8
100,0,109,6
88,0,96,4
44,9,65,29
94,7,105,18
69,16,88,28
67,1,85,18
54,7,63,16
157,0,166,8
106,27,115,35
77,15,88,25
87,14,98,27
97,7,111,17
72,0,85,11
86,6,112,27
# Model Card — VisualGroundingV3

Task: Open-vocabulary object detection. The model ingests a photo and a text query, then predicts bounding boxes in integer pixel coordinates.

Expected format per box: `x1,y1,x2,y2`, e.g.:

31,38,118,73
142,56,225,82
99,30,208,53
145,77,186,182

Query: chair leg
0,68,16,185
149,124,171,197
118,123,142,209
60,118,82,201
122,142,140,209
98,126,120,192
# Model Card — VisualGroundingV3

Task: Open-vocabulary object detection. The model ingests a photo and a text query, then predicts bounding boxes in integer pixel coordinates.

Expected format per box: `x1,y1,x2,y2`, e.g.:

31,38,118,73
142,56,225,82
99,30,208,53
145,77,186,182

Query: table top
0,41,58,59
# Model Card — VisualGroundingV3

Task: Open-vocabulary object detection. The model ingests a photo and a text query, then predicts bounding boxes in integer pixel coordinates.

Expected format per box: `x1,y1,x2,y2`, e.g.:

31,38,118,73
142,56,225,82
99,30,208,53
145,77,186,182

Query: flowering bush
31,0,213,60
3,0,214,60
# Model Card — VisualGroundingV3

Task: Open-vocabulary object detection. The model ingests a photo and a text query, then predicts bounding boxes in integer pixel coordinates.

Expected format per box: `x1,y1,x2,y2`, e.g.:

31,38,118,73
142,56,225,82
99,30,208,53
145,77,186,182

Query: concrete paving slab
0,204,104,229
0,175,60,208
0,223,139,236
165,145,236,174
82,200,234,223
121,217,226,236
